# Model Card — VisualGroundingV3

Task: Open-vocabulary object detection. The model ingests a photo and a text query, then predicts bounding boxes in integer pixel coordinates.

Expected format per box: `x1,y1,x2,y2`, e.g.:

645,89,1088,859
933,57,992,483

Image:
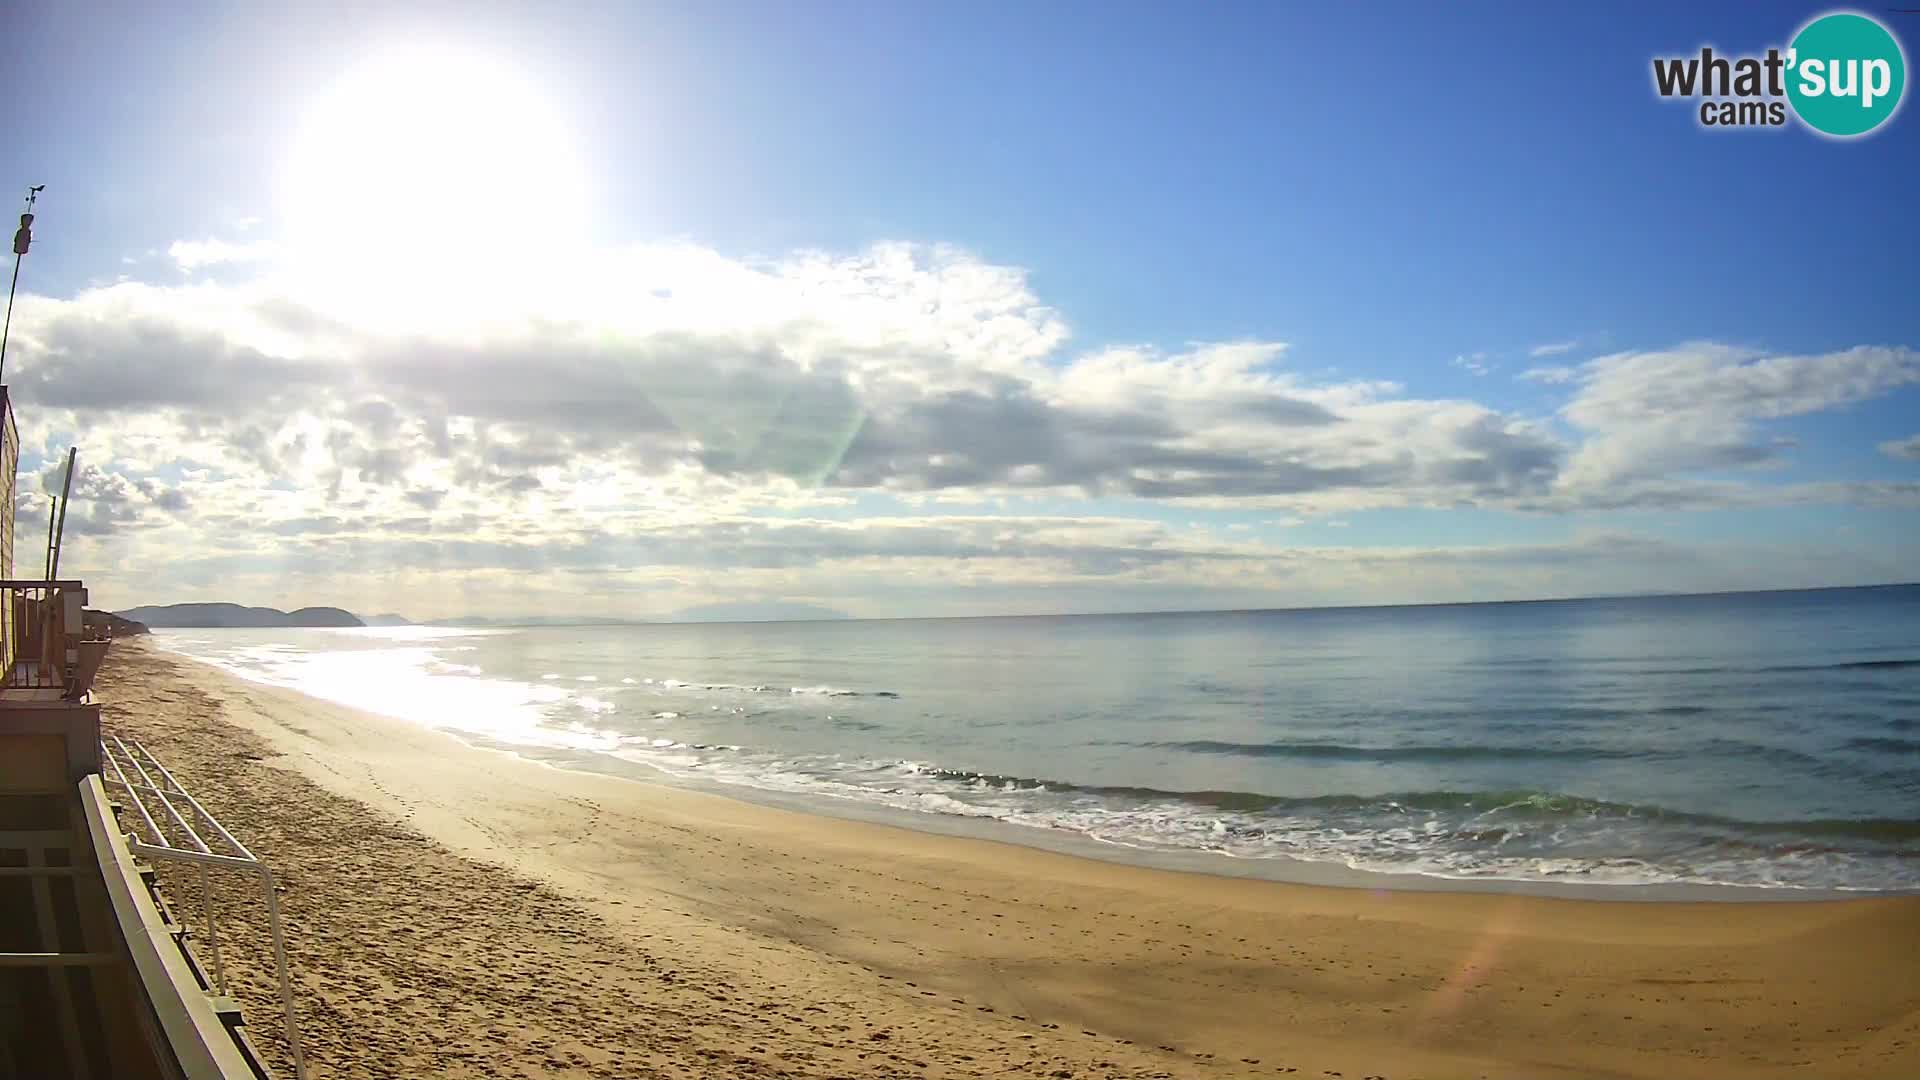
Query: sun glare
278,46,594,326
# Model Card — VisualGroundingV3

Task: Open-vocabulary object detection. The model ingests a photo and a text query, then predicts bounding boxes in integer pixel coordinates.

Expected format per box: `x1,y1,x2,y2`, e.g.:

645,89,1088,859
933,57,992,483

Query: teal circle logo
1786,12,1907,137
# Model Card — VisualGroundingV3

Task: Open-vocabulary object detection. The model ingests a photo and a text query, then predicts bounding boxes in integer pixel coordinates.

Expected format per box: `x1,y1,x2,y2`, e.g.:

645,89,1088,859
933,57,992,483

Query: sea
152,585,1920,896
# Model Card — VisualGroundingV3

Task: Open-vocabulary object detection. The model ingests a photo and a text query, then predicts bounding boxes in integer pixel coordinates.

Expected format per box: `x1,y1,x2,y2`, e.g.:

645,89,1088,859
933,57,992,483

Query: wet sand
96,641,1920,1079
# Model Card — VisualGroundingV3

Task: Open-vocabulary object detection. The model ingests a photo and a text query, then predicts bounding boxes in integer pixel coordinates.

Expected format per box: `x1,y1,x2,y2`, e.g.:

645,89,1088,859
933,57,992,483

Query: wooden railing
0,579,108,696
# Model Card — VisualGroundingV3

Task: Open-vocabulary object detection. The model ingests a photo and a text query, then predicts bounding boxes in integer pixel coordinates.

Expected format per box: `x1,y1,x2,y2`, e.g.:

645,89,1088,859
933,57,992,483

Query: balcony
1,580,110,702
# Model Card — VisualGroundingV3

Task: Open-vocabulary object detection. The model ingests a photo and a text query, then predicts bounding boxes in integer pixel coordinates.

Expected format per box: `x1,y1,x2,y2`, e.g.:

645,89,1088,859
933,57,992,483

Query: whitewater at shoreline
149,607,1920,897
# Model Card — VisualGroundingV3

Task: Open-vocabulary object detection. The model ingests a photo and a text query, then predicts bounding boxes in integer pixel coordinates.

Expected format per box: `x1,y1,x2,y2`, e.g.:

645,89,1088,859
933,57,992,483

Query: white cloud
1555,343,1920,490
1880,434,1920,461
167,238,275,271
1519,365,1577,384
1562,344,1919,429
53,514,1910,621
3,239,1914,616
1529,340,1577,358
8,248,1568,514
1451,352,1492,376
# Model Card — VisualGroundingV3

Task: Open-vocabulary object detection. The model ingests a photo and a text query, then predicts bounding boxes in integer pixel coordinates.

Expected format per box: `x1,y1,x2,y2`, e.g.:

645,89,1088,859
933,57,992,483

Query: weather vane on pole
1,184,46,384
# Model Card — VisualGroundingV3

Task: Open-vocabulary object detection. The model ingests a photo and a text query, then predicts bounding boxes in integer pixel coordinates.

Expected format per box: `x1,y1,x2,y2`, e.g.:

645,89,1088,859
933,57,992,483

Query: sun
277,45,594,326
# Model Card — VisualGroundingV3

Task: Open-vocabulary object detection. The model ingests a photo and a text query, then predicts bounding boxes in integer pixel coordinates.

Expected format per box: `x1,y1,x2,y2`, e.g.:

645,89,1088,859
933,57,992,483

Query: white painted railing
99,734,307,1080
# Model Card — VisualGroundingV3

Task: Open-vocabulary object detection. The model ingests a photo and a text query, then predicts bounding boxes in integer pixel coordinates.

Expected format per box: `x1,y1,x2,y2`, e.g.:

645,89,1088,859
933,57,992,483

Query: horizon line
117,580,1920,629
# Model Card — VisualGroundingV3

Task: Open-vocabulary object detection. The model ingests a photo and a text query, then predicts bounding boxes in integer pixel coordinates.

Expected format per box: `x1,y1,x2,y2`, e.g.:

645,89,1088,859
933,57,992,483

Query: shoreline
505,738,1879,905
160,636,1893,904
102,639,1920,1078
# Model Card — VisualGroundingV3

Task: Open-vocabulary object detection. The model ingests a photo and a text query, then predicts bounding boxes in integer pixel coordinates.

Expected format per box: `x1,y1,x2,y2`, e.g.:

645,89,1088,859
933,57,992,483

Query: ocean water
153,586,1920,894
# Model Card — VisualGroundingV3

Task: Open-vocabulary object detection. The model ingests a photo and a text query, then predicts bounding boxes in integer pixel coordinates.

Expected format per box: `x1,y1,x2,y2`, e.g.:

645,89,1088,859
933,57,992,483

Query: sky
0,0,1915,620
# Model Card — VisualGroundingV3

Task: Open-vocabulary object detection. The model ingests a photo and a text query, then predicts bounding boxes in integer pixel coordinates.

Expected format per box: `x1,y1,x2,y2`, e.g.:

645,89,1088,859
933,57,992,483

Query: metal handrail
100,736,307,1080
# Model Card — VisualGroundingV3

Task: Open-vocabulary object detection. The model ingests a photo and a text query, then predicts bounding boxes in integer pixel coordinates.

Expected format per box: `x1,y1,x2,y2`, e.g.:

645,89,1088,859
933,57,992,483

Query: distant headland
115,603,365,628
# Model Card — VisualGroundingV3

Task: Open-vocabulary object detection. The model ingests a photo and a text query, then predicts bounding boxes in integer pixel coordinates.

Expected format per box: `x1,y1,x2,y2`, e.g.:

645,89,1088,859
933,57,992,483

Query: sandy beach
94,641,1920,1080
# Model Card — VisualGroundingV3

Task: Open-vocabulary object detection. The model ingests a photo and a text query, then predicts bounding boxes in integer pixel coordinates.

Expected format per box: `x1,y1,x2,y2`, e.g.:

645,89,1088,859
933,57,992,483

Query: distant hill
116,603,364,628
83,609,150,636
360,613,414,627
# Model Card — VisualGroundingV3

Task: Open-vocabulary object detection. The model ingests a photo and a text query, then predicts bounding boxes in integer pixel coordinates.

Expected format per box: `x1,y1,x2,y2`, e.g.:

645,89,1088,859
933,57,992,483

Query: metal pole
0,252,21,383
1,185,42,385
258,864,308,1080
49,447,74,581
199,865,226,995
110,735,208,853
43,501,56,580
124,842,310,1080
99,742,167,844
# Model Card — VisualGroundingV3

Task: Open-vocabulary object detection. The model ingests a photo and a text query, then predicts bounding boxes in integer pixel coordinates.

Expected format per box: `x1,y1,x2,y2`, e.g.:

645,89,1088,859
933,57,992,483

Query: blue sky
0,1,1915,617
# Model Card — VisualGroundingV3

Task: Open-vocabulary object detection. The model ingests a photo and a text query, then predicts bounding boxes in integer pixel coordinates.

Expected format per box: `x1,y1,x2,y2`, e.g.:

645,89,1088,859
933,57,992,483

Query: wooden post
49,447,75,582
